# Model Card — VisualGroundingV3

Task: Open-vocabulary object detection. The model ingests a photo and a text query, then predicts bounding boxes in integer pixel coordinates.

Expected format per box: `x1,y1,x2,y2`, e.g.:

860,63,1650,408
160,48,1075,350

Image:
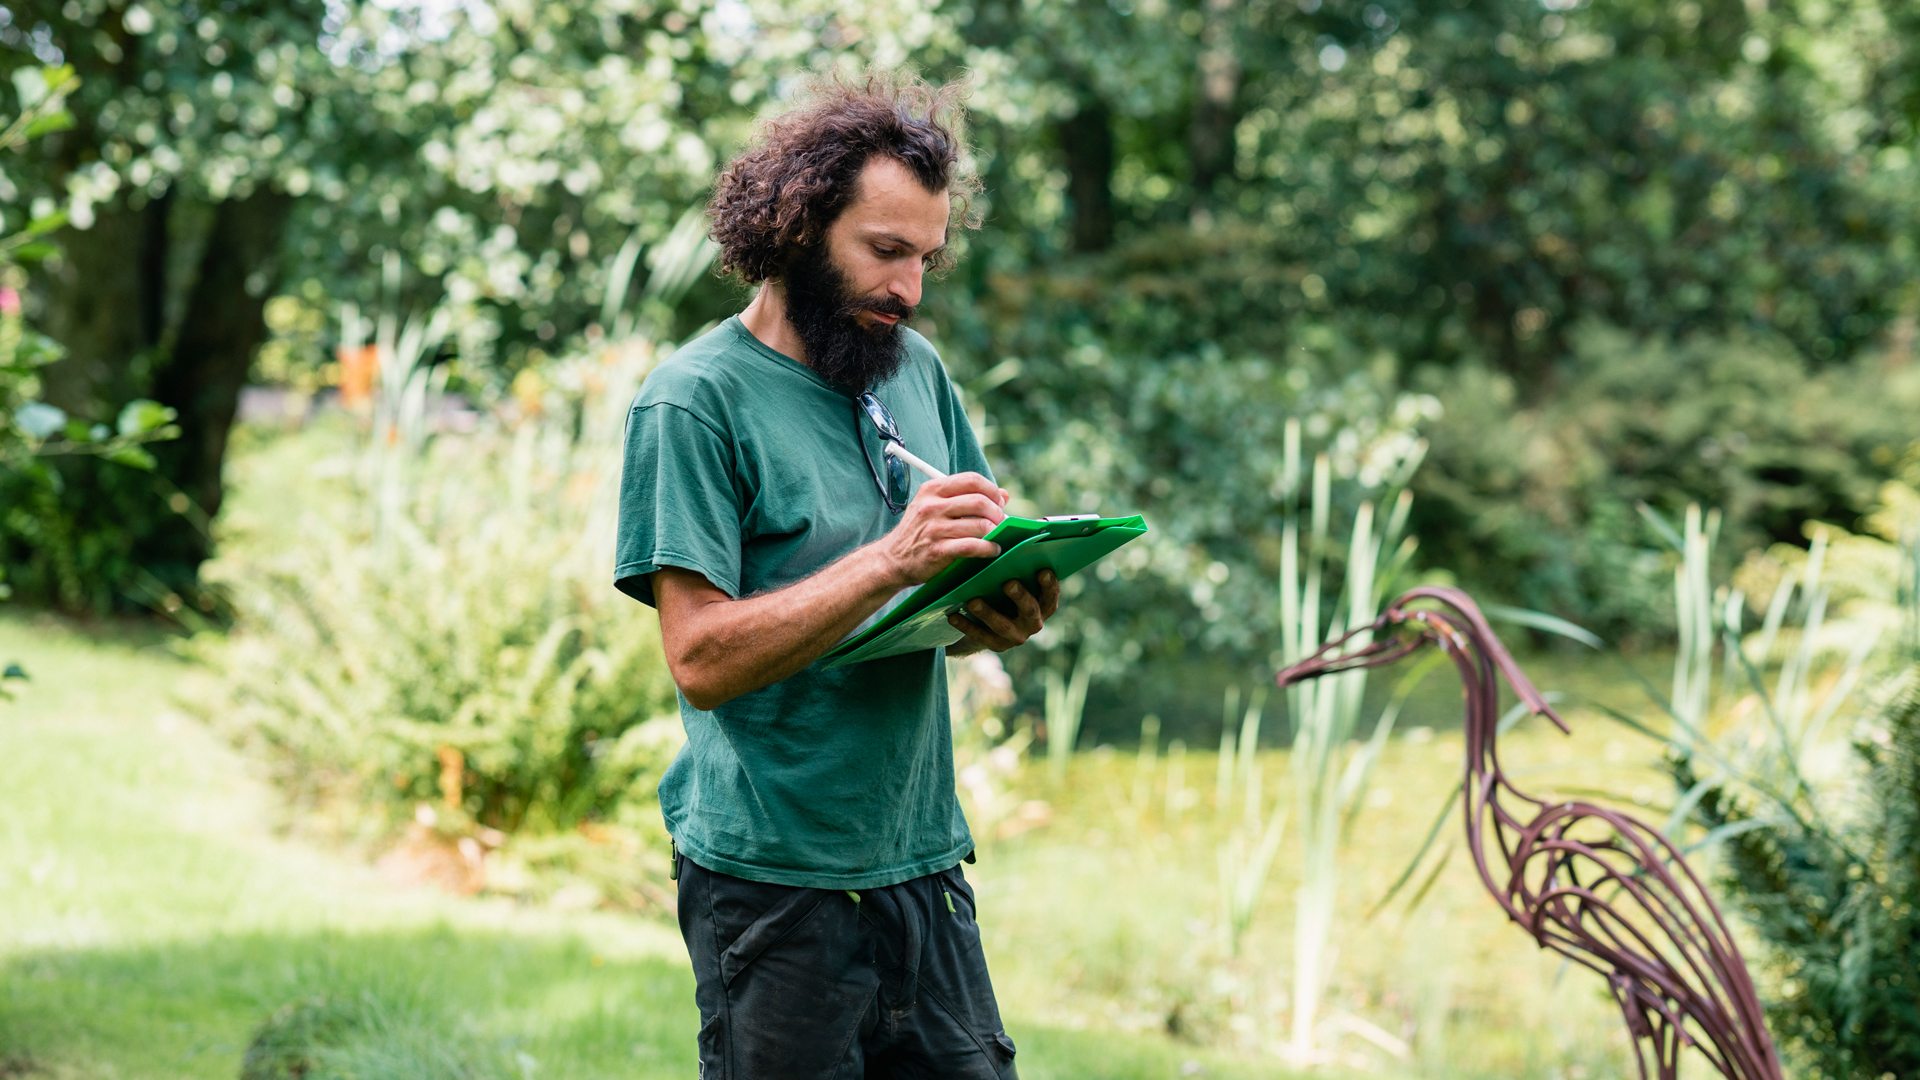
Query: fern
1681,671,1920,1079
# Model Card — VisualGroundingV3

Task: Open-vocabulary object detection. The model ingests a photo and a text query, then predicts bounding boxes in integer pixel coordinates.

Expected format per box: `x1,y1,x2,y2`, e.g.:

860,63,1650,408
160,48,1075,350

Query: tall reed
1273,415,1422,1062
1217,684,1284,955
1645,503,1884,814
1045,652,1094,784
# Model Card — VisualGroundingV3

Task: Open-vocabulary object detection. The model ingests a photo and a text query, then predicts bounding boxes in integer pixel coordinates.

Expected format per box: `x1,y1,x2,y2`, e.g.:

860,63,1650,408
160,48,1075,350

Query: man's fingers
948,612,1015,652
923,471,1005,503
1003,580,1043,629
938,538,1003,561
925,516,994,540
964,597,1025,643
1038,569,1061,618
924,493,1005,522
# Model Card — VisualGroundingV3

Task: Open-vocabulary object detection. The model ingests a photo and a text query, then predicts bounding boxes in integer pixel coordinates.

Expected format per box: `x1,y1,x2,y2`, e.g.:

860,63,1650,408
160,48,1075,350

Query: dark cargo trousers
676,855,1019,1080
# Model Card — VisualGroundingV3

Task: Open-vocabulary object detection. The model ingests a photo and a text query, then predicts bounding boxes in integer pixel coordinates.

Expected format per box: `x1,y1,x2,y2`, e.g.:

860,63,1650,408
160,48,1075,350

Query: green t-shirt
614,317,993,889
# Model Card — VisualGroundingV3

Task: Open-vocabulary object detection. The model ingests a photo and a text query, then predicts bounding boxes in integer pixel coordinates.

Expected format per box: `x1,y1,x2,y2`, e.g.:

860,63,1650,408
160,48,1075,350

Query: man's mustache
847,295,914,322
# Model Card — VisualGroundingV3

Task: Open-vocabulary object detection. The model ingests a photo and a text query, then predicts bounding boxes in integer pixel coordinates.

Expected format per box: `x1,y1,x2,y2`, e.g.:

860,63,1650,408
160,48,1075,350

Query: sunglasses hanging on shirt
856,391,913,514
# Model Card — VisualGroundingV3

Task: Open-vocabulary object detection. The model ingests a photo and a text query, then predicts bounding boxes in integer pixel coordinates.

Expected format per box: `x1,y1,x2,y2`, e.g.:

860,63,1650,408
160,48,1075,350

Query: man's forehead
843,158,949,251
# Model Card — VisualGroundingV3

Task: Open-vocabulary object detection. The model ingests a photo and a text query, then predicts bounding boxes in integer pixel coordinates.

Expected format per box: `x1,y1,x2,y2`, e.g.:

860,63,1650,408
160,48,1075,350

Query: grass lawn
0,613,1309,1080
968,656,1670,1080
1,424,1701,1079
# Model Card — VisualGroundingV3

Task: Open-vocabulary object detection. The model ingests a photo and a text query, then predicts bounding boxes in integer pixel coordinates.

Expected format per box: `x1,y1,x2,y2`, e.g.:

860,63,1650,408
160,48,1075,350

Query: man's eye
874,247,898,258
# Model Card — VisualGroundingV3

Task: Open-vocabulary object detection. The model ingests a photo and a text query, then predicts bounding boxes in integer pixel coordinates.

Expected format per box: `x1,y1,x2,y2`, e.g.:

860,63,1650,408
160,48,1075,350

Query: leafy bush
1412,324,1920,641
196,336,679,908
1654,469,1920,1078
0,65,185,615
1682,669,1920,1080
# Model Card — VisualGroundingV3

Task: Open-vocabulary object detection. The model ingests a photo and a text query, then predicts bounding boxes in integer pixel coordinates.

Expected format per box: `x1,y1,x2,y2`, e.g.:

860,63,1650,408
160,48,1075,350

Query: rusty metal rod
1275,586,1783,1080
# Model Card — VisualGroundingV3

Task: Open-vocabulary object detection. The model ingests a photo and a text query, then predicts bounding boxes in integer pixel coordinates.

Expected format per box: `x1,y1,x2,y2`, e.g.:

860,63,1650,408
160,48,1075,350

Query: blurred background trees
1,0,1917,713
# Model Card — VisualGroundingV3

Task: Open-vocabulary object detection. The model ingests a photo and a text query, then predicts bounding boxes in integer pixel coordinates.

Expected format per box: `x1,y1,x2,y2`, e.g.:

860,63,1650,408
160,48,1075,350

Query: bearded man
615,73,1053,1079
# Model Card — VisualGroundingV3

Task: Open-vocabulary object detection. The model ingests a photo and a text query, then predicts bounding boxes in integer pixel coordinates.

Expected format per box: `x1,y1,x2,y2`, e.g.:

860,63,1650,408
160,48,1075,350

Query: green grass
2,421,1693,1078
970,700,1661,1080
0,613,1313,1079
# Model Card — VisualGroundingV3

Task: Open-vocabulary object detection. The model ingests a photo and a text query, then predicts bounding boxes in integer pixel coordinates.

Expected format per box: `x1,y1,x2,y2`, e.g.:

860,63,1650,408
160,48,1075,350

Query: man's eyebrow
866,230,946,256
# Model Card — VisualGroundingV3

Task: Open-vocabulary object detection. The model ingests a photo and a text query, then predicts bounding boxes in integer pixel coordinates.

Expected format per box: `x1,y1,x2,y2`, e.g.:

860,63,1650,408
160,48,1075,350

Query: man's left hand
947,570,1060,654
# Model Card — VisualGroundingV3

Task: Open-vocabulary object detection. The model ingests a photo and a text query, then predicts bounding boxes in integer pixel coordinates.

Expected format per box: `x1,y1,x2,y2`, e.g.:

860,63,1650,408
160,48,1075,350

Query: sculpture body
1275,587,1784,1080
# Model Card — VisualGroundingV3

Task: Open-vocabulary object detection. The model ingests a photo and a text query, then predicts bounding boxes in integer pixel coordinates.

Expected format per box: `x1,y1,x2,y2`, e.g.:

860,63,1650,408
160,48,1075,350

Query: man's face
782,156,951,390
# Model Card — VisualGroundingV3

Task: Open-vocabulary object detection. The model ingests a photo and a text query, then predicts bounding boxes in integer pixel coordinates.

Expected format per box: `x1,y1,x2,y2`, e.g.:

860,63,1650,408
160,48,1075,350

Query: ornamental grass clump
199,224,716,908
197,330,681,909
1653,469,1920,1079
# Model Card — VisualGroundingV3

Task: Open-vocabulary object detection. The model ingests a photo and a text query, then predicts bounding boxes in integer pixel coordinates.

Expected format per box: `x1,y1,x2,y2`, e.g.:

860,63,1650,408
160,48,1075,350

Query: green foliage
1412,325,1920,640
934,0,1920,660
1640,473,1920,1077
0,63,183,613
1681,672,1920,1080
195,338,680,904
949,0,1920,361
15,0,1920,652
202,463,677,832
967,324,1435,689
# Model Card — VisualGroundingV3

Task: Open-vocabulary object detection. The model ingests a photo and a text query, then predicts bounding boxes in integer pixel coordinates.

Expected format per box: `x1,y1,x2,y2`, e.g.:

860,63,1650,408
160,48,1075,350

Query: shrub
1660,470,1920,1077
1413,324,1920,642
1682,668,1920,1079
195,336,680,908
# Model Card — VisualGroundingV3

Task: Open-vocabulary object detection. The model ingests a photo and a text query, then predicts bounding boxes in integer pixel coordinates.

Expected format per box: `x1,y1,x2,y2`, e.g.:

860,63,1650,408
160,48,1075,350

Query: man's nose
890,264,923,309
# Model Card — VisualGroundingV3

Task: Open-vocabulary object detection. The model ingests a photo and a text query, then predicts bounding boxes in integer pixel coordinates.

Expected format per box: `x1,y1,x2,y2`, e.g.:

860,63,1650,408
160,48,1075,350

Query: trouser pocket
718,886,829,987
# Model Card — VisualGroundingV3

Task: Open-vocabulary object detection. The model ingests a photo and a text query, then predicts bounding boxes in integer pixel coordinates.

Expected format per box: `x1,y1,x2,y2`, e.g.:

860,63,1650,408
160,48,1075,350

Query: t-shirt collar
725,316,860,399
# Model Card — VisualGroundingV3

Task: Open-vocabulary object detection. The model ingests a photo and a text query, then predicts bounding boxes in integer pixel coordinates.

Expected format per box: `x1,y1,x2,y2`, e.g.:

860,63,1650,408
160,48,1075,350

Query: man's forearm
656,471,1018,708
657,545,905,709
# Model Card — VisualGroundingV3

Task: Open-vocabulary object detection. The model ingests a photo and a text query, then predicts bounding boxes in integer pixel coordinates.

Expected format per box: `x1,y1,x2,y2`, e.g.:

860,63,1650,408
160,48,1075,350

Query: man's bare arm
655,472,1011,710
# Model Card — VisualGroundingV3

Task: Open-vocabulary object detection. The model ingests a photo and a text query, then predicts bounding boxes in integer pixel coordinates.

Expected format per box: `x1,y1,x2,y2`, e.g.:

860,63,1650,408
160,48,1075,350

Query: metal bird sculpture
1275,586,1783,1080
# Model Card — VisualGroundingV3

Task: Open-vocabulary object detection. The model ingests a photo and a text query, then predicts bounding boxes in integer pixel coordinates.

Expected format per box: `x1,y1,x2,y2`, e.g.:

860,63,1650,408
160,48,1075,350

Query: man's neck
740,282,807,365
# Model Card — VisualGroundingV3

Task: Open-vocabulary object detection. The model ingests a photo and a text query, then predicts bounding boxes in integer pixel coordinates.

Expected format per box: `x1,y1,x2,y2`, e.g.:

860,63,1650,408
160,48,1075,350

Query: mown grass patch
0,614,1311,1080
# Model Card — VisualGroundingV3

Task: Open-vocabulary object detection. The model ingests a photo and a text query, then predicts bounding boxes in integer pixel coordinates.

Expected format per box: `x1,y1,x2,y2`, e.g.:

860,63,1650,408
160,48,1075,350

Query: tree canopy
2,0,1917,661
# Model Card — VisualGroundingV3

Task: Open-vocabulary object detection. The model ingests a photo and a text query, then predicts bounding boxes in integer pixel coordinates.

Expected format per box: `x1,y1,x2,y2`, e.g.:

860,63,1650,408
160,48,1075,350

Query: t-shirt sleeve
940,373,995,485
614,401,743,607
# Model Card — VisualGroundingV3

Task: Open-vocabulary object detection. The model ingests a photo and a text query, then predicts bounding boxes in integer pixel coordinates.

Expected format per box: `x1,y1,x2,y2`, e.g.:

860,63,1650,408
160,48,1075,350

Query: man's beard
782,243,914,391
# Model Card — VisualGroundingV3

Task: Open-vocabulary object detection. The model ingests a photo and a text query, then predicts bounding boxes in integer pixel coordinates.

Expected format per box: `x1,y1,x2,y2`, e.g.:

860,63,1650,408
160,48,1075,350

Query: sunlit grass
970,650,1675,1079
0,614,1317,1079
0,421,1706,1079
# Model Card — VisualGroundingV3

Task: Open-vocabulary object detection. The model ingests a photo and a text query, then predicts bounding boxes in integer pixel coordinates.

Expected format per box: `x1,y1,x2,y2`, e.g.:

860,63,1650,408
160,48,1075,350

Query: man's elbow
680,682,731,712
666,654,733,712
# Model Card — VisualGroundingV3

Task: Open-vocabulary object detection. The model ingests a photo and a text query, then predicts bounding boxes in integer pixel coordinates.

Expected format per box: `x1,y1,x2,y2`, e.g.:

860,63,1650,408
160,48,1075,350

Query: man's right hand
872,472,1010,587
654,470,1010,710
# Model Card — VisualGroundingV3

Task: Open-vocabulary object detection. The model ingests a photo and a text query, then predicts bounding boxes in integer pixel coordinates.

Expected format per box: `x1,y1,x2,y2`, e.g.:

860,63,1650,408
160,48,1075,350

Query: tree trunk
31,187,292,597
38,196,171,418
1059,98,1115,253
149,188,295,546
1189,0,1242,205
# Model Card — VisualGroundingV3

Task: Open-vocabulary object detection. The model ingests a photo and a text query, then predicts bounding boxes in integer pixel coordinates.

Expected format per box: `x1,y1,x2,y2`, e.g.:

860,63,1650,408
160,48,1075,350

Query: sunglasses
856,391,912,514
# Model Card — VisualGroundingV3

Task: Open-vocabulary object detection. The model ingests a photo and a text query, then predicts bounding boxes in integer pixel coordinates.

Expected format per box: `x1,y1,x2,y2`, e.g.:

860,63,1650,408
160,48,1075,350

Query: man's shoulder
890,327,952,392
900,326,942,365
635,320,756,416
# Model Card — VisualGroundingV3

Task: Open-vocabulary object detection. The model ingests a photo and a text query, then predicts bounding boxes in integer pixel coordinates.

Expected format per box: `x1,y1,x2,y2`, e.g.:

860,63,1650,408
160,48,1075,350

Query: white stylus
884,440,947,481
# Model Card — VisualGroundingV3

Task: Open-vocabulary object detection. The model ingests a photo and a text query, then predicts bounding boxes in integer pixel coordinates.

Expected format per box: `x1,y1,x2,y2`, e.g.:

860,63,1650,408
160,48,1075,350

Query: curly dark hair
708,70,983,284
